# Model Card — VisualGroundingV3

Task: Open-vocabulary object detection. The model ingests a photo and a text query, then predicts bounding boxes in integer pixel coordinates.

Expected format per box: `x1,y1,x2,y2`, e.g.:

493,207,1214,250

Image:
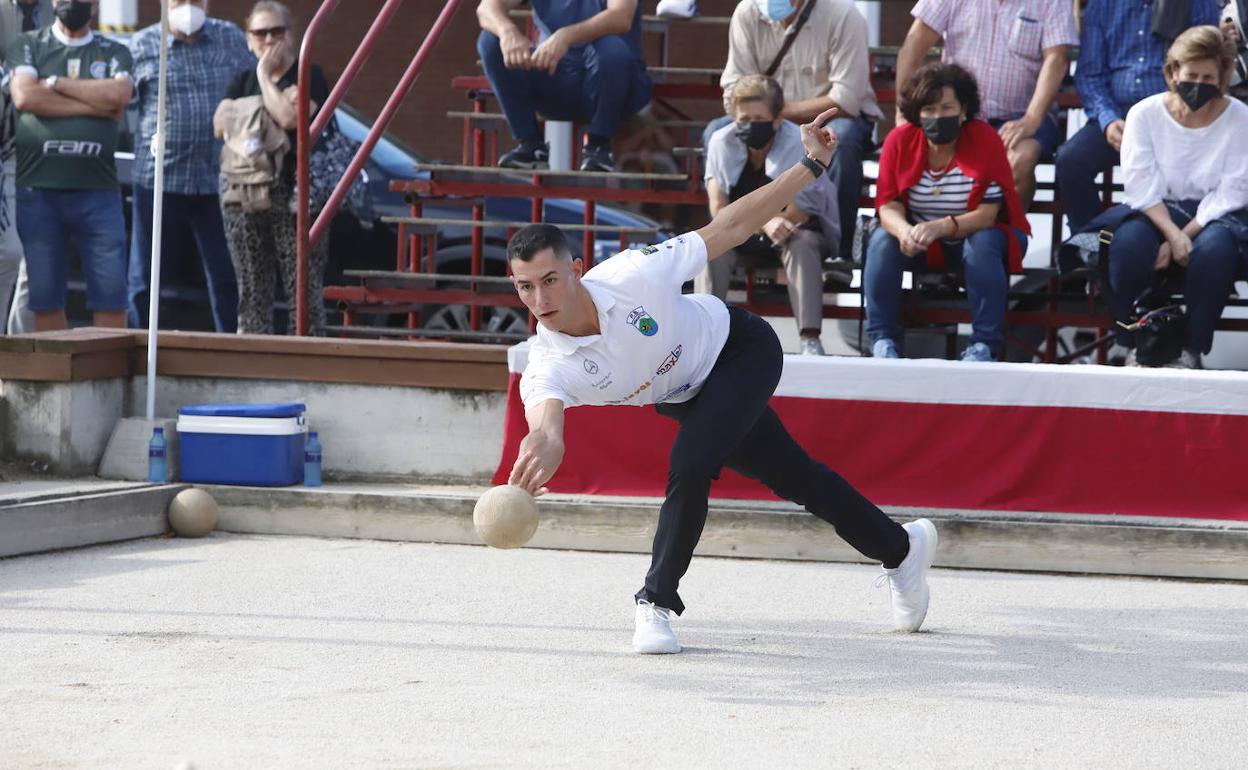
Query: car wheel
422,304,531,343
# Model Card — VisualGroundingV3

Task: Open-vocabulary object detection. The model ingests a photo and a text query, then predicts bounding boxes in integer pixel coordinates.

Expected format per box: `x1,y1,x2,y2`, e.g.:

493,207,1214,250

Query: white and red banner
494,342,1248,521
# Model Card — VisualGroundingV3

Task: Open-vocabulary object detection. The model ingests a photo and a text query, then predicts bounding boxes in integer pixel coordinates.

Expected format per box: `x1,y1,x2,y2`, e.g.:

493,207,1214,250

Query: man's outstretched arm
695,107,839,261
509,398,566,496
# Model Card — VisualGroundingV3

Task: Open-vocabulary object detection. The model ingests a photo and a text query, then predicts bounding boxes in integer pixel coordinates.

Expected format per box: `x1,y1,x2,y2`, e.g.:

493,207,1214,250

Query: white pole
145,1,169,421
545,121,573,172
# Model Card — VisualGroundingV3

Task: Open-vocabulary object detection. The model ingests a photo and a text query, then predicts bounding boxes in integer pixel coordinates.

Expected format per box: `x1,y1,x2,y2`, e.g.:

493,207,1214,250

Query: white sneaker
872,338,900,359
959,342,995,362
633,600,681,654
800,336,826,356
656,0,697,19
877,518,938,632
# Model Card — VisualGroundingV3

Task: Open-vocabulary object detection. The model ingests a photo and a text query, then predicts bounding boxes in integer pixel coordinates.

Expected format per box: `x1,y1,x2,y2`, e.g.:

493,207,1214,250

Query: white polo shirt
519,232,731,410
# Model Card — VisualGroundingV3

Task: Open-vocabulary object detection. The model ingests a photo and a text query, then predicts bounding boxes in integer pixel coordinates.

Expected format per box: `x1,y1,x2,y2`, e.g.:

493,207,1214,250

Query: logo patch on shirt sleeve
626,306,659,336
638,245,659,255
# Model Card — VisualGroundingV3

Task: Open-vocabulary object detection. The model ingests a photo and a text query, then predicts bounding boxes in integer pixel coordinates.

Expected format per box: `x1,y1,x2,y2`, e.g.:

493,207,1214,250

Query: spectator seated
865,63,1030,363
1104,27,1248,369
698,75,839,356
475,0,653,173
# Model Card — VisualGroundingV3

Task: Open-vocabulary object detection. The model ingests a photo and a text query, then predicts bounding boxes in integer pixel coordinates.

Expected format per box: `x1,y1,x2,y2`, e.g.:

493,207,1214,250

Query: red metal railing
295,0,464,336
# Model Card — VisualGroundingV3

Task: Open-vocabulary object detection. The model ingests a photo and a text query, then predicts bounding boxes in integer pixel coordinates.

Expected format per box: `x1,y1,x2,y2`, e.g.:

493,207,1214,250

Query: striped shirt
907,166,1002,233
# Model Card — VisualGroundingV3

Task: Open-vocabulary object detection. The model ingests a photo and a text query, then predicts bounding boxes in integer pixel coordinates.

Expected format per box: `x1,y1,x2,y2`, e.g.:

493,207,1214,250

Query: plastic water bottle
304,431,322,487
148,427,168,483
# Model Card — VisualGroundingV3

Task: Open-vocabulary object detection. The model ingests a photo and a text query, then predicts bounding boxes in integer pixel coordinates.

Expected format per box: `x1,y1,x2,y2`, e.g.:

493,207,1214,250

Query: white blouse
1121,93,1248,226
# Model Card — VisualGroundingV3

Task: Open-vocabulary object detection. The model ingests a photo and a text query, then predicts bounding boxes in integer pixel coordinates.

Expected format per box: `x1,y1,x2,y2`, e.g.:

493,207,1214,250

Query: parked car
78,103,662,333
330,105,664,337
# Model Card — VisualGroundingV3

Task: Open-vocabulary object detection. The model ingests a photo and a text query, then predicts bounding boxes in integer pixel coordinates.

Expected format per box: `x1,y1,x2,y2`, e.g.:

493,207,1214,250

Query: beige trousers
694,228,824,333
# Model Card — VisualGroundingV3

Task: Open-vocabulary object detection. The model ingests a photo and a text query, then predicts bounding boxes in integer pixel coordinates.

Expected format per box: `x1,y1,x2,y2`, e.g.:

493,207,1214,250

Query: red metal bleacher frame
293,0,464,337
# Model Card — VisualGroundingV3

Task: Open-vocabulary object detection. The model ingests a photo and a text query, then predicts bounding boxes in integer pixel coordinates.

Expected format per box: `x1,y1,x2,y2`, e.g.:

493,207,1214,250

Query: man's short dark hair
507,223,572,262
898,63,982,126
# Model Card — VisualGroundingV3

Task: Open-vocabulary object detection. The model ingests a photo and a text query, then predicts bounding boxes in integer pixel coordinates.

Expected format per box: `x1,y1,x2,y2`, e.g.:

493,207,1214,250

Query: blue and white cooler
177,402,307,486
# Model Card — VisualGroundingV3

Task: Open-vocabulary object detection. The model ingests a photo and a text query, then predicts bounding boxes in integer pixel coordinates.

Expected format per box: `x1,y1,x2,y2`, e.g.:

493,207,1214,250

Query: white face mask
169,4,206,36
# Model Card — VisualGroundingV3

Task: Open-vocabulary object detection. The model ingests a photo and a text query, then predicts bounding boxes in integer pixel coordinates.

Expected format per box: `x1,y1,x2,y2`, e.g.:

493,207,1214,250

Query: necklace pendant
931,187,941,197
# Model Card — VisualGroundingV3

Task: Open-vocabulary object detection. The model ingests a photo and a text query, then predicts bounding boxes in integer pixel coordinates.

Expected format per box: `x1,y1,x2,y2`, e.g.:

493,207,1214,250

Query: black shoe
579,144,615,172
498,142,549,170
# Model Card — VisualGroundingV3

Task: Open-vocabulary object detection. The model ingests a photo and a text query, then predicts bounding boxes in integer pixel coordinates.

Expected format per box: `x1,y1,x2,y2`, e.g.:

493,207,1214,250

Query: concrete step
205,483,1248,582
0,483,183,558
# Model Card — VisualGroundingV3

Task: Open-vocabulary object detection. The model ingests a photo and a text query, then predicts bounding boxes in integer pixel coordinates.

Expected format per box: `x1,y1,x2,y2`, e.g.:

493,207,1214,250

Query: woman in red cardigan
866,63,1031,362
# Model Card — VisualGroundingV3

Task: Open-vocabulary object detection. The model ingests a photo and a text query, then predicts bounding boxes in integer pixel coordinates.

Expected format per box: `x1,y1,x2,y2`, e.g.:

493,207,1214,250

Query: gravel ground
1,534,1245,769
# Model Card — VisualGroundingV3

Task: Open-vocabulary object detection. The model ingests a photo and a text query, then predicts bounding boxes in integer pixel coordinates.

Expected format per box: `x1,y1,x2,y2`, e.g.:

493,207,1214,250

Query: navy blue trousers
1107,215,1243,353
1055,121,1121,232
477,31,651,144
636,308,910,615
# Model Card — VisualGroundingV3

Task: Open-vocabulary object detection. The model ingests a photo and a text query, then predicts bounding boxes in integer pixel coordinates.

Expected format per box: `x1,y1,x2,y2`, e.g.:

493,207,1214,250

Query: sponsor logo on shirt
657,383,691,402
639,245,658,255
43,140,103,157
89,60,106,80
67,58,80,79
655,345,682,376
605,379,651,405
581,357,614,390
626,306,658,337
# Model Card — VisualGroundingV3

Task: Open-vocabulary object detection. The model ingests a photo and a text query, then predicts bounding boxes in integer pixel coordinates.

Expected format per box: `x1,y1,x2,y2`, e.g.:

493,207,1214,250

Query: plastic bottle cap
308,431,318,439
154,427,164,436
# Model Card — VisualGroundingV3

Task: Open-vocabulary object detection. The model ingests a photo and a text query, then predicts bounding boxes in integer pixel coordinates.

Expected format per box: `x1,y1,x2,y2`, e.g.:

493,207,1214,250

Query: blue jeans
127,185,238,332
477,31,652,143
1107,215,1243,353
703,113,872,258
865,226,1025,354
986,114,1063,159
17,187,127,313
1055,121,1121,232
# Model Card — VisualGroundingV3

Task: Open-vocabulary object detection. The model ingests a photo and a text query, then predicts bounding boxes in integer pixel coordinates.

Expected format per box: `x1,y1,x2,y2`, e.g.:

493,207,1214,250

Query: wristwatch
800,154,827,178
45,75,59,91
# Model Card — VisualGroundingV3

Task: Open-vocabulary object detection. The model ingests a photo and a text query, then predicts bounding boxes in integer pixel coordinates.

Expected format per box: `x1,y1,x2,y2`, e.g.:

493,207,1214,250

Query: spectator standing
127,0,253,334
1057,0,1219,233
7,0,133,331
476,0,653,172
1109,26,1248,369
215,0,330,335
895,0,1078,209
0,0,51,334
714,0,881,260
699,75,838,355
866,63,1030,362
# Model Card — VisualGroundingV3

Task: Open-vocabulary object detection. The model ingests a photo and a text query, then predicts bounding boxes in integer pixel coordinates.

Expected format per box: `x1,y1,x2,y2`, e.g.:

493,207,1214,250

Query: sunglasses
248,26,287,39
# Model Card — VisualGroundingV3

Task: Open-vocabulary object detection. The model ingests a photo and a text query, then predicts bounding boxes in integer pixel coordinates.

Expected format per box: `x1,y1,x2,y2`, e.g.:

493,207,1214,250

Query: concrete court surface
1,534,1245,769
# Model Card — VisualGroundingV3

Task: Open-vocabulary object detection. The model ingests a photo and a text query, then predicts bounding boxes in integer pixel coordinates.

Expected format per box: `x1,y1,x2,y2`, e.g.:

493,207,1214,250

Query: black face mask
734,120,776,150
1176,80,1220,112
920,115,962,145
55,0,93,32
